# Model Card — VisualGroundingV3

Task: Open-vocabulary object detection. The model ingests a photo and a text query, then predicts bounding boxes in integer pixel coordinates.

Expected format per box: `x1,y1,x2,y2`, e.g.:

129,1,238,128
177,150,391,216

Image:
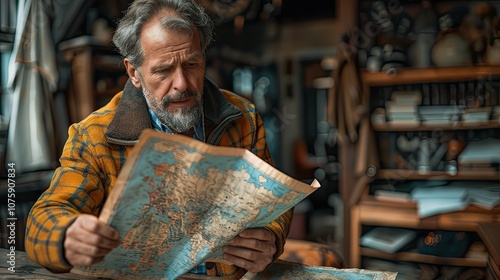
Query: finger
65,249,105,267
79,215,120,241
222,247,270,273
228,236,275,254
64,230,116,267
67,220,120,249
239,228,275,242
67,228,120,250
65,237,113,258
223,245,260,261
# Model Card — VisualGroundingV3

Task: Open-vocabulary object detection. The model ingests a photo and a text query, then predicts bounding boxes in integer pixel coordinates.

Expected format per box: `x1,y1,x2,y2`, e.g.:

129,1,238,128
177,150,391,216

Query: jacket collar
105,77,241,145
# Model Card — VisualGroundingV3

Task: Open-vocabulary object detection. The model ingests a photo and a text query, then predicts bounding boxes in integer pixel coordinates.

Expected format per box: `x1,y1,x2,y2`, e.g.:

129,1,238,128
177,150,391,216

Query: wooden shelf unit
350,200,500,268
362,66,500,86
361,248,488,267
357,198,500,230
372,120,500,132
375,169,500,181
477,223,500,279
343,65,500,270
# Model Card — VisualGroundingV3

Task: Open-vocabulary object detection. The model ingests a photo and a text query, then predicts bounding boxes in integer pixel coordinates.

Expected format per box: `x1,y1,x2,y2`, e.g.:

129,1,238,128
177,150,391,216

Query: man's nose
172,68,188,92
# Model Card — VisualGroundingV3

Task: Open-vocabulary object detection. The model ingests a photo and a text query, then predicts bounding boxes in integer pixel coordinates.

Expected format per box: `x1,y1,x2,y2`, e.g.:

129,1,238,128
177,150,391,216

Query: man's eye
186,62,200,68
154,68,171,75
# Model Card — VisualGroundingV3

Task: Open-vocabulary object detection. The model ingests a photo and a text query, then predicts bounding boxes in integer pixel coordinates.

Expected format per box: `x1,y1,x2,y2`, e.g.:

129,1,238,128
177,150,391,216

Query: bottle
409,1,438,68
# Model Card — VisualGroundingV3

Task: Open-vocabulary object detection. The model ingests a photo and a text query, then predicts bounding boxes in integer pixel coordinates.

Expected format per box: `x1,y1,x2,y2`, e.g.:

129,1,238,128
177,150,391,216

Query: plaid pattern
25,89,293,277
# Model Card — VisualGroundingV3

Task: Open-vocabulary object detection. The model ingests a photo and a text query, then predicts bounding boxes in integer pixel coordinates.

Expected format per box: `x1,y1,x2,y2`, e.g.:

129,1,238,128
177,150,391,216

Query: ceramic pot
432,33,472,67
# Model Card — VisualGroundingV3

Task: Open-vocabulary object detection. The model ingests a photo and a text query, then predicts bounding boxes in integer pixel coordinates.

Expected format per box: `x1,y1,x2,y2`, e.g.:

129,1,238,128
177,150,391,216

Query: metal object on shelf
366,165,377,177
445,160,458,175
418,138,431,172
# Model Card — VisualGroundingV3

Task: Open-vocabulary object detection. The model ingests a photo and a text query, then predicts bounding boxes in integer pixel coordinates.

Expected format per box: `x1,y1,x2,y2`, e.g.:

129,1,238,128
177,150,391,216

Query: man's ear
124,58,142,88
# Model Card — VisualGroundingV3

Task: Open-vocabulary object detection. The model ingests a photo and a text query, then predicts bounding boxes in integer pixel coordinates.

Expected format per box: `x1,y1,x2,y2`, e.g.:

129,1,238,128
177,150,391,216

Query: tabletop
0,248,218,279
0,248,397,280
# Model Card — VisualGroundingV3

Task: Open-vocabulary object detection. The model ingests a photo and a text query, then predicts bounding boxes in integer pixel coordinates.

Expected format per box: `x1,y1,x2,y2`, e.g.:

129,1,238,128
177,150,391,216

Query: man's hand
223,228,276,273
64,214,120,267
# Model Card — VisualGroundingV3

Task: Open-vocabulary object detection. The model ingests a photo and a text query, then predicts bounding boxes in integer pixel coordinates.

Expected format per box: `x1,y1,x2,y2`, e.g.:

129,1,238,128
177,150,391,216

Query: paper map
71,129,320,279
248,260,397,280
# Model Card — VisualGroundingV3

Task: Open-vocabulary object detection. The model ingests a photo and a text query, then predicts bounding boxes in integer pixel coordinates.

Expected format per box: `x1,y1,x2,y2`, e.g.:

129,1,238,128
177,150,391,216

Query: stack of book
385,91,421,125
418,105,462,125
461,107,492,123
411,181,500,218
458,137,500,172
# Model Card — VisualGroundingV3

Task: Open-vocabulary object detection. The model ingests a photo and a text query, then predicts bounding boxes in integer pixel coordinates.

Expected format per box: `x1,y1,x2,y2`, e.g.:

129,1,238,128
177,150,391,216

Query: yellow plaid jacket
25,79,293,278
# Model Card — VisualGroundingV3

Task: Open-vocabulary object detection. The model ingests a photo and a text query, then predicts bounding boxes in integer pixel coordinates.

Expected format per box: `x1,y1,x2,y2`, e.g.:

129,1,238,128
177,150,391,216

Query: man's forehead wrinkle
141,31,194,59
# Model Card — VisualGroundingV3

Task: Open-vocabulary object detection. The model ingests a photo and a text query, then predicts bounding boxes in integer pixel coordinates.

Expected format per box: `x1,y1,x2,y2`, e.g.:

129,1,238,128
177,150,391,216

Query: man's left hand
222,228,276,273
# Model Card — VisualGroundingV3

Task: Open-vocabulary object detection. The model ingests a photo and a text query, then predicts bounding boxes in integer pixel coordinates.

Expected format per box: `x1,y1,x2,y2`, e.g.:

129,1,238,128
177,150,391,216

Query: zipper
207,112,242,145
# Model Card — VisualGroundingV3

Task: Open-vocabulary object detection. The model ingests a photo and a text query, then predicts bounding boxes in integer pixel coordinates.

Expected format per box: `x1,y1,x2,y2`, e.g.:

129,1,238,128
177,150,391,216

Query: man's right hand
64,214,120,267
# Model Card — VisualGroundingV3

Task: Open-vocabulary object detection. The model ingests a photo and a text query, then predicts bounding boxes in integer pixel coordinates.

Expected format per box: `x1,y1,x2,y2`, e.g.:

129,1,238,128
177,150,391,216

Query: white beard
143,87,202,133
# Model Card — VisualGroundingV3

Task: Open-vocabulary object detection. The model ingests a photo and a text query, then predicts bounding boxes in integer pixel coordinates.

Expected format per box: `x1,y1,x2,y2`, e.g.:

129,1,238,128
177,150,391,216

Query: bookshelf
375,169,500,181
372,120,500,132
335,1,500,277
477,223,500,279
361,247,488,267
343,66,500,273
361,66,500,86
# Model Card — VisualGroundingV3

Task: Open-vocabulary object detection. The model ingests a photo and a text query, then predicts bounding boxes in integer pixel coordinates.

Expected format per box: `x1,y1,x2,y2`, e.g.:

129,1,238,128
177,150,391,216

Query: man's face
126,13,206,133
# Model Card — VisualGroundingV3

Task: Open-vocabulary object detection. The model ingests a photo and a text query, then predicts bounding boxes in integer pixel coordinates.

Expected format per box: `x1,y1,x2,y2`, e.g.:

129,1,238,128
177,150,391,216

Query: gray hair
113,0,214,67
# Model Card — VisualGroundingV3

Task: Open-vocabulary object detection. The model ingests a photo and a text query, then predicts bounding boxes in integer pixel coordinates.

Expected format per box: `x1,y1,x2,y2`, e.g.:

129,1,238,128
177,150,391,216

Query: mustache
162,91,199,103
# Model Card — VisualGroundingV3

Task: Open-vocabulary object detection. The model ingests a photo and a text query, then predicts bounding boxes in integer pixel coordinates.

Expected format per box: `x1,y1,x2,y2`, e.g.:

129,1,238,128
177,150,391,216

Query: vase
432,33,472,67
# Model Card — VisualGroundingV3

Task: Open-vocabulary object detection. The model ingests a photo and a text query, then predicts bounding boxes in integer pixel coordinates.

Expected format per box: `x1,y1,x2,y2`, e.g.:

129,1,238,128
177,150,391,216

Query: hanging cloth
327,42,379,206
6,0,58,173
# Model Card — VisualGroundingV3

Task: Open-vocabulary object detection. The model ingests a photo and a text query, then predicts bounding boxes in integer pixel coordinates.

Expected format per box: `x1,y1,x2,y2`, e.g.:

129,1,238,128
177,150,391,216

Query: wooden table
478,223,500,280
0,248,218,279
0,248,398,279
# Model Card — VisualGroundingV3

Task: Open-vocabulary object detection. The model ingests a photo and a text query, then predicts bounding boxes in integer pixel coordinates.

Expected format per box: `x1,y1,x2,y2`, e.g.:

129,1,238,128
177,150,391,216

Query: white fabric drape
6,0,58,173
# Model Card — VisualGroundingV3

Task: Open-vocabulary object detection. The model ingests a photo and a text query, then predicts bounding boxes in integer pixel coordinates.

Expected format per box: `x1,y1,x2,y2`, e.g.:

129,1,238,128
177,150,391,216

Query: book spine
439,83,449,105
431,83,440,105
449,83,457,106
458,81,466,107
466,80,475,108
422,83,431,105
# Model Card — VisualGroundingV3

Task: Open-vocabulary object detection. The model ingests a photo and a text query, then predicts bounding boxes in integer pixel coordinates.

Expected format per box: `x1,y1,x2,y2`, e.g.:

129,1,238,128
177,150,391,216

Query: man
25,0,292,278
